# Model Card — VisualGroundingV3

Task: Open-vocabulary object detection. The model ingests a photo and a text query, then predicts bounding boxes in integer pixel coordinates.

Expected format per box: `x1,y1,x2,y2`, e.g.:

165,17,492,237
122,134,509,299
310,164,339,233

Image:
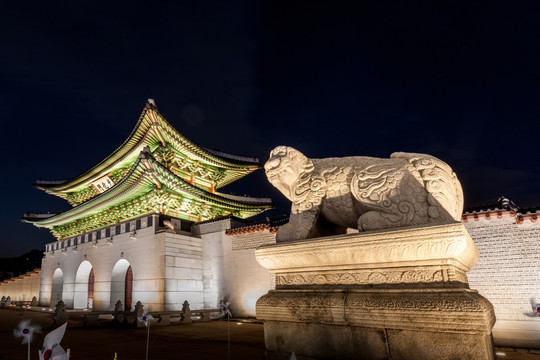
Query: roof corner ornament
139,147,153,160
147,99,156,107
164,220,175,230
498,196,518,211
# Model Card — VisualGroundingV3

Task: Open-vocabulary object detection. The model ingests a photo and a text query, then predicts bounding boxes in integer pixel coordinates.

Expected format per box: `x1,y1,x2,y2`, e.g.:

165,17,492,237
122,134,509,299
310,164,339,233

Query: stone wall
37,214,275,316
465,214,540,348
231,231,276,251
0,269,41,303
40,214,167,311
197,219,276,317
163,232,204,310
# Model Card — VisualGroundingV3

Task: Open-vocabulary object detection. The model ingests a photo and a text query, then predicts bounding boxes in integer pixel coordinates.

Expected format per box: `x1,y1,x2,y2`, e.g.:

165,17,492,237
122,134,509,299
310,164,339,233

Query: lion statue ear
266,146,313,174
269,146,289,158
285,147,314,174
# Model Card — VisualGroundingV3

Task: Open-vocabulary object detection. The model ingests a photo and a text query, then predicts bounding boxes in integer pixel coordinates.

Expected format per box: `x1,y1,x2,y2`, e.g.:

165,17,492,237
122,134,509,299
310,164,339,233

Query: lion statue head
264,146,314,201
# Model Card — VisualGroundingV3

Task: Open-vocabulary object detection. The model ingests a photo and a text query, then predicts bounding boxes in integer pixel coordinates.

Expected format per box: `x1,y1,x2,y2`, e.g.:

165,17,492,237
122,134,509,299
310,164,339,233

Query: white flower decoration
138,309,154,327
13,319,40,344
220,300,232,318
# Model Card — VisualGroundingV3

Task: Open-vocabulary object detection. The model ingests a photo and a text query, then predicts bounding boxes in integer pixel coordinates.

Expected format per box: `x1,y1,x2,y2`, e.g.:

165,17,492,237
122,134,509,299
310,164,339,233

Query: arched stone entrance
51,268,63,306
73,260,94,309
110,259,133,310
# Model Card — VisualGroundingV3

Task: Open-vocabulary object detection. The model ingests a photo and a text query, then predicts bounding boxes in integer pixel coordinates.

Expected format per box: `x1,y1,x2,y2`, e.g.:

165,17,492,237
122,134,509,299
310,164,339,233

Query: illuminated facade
23,101,274,313
15,105,540,349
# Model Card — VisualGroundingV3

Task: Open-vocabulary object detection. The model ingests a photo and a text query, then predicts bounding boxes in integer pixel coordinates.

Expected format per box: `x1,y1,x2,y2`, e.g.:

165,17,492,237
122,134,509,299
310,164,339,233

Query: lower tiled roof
462,196,539,223
225,215,289,235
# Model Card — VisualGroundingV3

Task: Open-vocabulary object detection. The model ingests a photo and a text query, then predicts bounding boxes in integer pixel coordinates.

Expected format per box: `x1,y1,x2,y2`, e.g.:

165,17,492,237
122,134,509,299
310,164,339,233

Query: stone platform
255,222,496,360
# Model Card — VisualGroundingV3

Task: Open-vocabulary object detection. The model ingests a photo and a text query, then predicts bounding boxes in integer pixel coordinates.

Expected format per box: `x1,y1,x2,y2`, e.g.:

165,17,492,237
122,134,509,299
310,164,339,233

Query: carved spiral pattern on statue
390,152,463,221
265,146,464,241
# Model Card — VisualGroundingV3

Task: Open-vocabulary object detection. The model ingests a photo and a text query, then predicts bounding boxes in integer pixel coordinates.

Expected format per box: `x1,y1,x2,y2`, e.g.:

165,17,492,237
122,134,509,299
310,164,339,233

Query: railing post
52,300,66,328
134,301,144,328
182,300,192,324
113,300,123,324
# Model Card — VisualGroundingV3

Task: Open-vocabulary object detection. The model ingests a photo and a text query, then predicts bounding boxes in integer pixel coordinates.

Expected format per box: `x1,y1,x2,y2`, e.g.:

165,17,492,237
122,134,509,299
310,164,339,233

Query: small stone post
52,300,66,328
134,301,144,328
182,300,192,324
113,300,123,323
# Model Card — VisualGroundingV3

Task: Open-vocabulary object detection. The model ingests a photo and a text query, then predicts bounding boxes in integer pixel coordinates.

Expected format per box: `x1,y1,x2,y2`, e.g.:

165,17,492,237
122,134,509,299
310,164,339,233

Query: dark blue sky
1,1,539,257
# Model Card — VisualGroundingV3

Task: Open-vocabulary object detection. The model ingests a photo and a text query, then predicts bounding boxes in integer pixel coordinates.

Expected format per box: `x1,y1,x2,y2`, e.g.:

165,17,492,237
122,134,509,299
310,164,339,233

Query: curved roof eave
25,151,273,228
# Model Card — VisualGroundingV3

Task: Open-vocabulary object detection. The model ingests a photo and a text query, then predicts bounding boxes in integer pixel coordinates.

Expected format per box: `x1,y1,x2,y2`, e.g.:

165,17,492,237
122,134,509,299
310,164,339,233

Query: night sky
2,1,540,257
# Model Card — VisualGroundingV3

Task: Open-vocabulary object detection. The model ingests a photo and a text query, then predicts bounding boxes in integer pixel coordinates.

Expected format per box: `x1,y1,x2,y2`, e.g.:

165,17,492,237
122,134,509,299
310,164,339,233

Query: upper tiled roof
34,100,262,199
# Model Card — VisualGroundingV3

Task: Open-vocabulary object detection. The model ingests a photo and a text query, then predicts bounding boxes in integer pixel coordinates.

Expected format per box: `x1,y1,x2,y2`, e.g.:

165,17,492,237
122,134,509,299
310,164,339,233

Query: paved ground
0,308,539,359
0,308,265,360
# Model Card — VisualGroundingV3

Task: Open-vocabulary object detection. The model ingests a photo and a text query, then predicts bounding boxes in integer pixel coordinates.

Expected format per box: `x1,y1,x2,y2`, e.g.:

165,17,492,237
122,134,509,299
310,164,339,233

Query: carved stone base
263,322,494,360
255,223,496,360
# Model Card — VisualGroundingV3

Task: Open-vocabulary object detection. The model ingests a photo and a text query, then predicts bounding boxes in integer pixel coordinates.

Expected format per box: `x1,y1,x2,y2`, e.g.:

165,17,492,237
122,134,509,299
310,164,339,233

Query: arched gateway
50,268,63,306
110,259,132,310
73,261,94,309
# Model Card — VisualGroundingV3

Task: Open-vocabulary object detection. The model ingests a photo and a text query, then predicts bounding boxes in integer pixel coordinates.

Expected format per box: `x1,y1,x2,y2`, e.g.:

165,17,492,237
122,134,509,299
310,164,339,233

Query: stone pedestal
255,223,496,360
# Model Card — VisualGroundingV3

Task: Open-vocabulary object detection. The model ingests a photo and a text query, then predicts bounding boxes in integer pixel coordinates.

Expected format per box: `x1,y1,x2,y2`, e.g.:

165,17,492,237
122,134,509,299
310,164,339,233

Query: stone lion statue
265,146,464,242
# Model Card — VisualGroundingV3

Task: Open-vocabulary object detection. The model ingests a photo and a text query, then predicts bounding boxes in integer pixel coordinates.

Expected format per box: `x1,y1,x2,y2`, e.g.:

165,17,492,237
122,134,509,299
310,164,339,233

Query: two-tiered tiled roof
23,100,274,239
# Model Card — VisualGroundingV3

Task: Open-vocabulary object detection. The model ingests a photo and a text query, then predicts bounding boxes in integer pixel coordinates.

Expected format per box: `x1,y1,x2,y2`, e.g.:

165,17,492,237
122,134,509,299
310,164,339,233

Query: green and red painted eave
23,149,274,239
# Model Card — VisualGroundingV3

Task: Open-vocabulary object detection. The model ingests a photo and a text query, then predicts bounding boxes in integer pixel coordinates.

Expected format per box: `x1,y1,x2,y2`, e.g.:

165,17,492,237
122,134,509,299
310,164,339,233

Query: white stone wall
197,220,228,311
465,215,540,347
197,220,276,317
0,270,41,302
466,216,540,321
231,231,276,250
40,215,167,311
163,232,203,310
39,215,275,315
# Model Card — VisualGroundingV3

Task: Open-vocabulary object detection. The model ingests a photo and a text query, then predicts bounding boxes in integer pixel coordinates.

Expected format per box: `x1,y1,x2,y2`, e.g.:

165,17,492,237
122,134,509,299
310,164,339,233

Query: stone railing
0,295,39,308
49,299,221,329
